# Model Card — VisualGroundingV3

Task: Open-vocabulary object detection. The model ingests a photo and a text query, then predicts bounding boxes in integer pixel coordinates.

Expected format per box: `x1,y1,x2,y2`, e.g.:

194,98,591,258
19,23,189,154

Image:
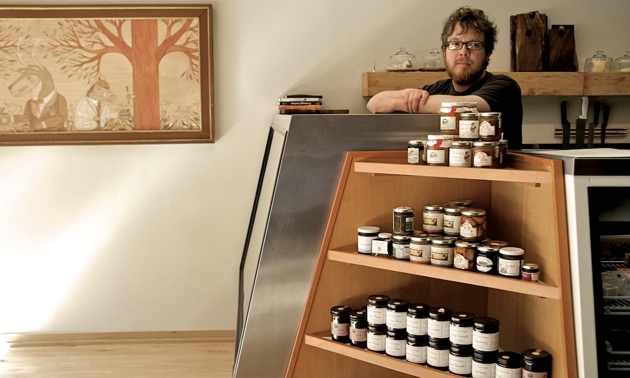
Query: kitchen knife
587,101,600,148
561,100,570,149
575,96,587,149
600,104,610,146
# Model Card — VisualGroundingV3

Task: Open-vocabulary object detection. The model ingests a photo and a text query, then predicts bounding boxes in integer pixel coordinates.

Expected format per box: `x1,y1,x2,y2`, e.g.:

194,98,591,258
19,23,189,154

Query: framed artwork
0,4,214,145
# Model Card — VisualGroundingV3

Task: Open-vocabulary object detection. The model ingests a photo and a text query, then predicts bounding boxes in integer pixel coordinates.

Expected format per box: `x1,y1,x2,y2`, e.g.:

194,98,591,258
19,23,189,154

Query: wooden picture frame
0,4,214,145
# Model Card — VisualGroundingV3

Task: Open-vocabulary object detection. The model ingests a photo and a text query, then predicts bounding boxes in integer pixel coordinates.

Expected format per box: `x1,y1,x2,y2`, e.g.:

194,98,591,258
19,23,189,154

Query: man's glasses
445,41,485,51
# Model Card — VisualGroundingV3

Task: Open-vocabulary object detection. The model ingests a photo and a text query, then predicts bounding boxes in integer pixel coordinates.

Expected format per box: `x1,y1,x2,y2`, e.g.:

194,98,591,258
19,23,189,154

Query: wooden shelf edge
304,334,451,377
328,249,561,299
353,161,551,185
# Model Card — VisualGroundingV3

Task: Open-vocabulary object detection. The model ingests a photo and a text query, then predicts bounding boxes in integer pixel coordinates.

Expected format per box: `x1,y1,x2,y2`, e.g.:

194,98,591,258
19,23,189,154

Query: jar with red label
425,135,454,166
478,112,502,141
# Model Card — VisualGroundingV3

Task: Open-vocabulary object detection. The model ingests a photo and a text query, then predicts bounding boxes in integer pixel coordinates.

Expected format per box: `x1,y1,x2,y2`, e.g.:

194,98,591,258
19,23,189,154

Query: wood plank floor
0,332,235,378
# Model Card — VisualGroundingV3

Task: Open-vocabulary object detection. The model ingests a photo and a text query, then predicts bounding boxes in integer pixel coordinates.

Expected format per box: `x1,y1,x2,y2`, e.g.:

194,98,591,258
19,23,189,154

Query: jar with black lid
330,305,352,343
386,299,409,331
475,244,500,275
406,334,428,364
443,205,463,236
349,309,368,348
495,351,523,377
522,348,552,377
367,295,389,326
472,349,498,378
367,324,387,353
428,307,452,339
472,317,499,352
385,329,407,359
407,303,430,336
498,247,524,279
449,343,473,376
393,206,414,235
392,235,410,261
427,337,450,371
450,311,475,346
408,139,425,165
479,112,502,141
422,204,444,234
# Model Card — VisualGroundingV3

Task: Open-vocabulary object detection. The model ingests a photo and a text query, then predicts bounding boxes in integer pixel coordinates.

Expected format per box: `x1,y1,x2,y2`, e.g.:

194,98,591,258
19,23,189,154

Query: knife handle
561,100,567,122
593,101,601,125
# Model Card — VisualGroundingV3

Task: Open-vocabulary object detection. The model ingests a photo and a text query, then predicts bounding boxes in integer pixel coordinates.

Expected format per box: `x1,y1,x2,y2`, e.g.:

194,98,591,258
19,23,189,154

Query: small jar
393,206,414,235
498,247,524,279
371,232,392,258
450,311,475,346
495,351,523,378
460,208,487,242
459,111,480,140
428,307,452,339
357,226,380,254
427,337,450,371
430,236,455,267
449,141,472,167
522,349,552,377
454,240,478,271
472,349,498,378
385,329,407,359
406,334,429,364
426,134,454,166
367,324,387,353
494,139,508,169
409,234,432,264
472,317,500,352
521,263,540,282
440,102,465,135
443,205,463,236
330,305,352,343
479,112,502,141
407,303,430,336
408,139,425,165
472,141,496,168
386,299,409,331
367,294,389,326
475,244,501,275
392,234,411,261
423,205,444,234
449,344,473,376
349,310,368,348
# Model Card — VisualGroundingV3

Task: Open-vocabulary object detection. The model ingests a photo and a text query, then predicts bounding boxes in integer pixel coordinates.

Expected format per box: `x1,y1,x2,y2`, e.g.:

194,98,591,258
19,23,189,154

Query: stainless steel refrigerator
234,113,439,378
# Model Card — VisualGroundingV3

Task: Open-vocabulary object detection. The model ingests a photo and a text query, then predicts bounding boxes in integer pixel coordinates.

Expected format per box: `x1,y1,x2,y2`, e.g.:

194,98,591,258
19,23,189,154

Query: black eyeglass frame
444,41,485,51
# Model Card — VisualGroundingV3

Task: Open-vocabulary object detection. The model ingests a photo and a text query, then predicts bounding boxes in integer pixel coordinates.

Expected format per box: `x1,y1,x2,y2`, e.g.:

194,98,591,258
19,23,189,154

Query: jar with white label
349,310,368,348
472,141,496,168
443,205,463,236
449,141,472,167
450,311,475,346
472,317,499,352
371,232,392,258
367,294,389,326
479,112,502,141
393,206,414,235
392,235,410,261
423,205,444,234
330,305,352,343
407,303,430,336
428,306,452,339
498,247,524,279
357,226,380,254
408,139,425,165
406,334,428,364
426,135,454,166
472,349,498,378
454,240,478,271
460,208,487,242
522,348,552,377
495,351,523,378
367,324,387,353
386,329,407,359
427,337,450,371
459,111,480,140
475,244,500,275
431,236,455,267
410,235,431,264
449,344,473,376
521,263,540,282
440,102,477,135
386,299,409,331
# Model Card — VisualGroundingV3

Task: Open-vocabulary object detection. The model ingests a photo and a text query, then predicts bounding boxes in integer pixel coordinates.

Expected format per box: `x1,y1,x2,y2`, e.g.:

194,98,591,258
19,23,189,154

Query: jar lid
450,311,475,326
410,235,431,243
387,299,410,311
394,206,414,213
407,303,430,316
408,139,423,146
479,112,502,117
500,246,525,256
473,141,497,147
522,349,552,368
431,236,455,245
477,244,501,253
412,230,430,237
497,351,523,368
349,309,366,319
393,234,410,241
443,205,464,214
474,316,500,331
378,232,392,239
429,306,453,320
450,343,474,355
407,334,429,344
330,305,352,315
367,294,390,304
424,204,444,211
358,226,380,234
522,263,539,271
440,101,464,107
448,199,473,207
473,349,499,362
459,112,479,119
481,239,509,248
455,240,479,248
427,134,455,140
461,208,486,217
368,324,387,332
451,141,472,147
428,337,450,348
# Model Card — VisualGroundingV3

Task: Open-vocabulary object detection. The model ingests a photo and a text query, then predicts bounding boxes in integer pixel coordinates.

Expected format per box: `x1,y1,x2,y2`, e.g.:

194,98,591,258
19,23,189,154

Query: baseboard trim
2,330,236,348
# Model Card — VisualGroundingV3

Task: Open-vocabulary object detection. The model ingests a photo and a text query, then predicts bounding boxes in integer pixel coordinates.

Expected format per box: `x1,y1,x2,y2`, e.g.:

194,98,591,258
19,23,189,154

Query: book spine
276,104,324,110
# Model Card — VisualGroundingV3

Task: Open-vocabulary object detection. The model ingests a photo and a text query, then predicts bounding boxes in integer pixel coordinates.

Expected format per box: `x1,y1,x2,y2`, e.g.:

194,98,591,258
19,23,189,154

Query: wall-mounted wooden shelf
362,71,630,97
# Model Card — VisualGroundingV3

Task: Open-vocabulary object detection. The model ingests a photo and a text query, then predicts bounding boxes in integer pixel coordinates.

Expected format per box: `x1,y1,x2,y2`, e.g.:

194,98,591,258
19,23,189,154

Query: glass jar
349,309,368,348
450,311,475,346
479,112,502,141
425,134,454,165
367,324,387,353
449,344,473,376
392,234,410,261
422,204,444,234
584,50,613,72
521,263,540,282
427,337,450,371
367,294,389,326
472,317,500,352
472,141,497,168
475,244,500,275
386,299,410,331
419,48,445,71
440,102,477,135
386,329,407,359
330,305,352,343
430,236,455,267
449,141,472,167
459,112,480,140
371,232,392,258
498,247,524,279
460,208,487,242
407,139,424,164
495,351,523,378
522,349,552,376
406,334,429,364
613,51,630,72
409,234,431,264
428,307,452,340
407,303,430,336
472,349,498,378
454,240,478,271
393,206,414,235
357,226,380,254
387,47,417,71
443,205,463,236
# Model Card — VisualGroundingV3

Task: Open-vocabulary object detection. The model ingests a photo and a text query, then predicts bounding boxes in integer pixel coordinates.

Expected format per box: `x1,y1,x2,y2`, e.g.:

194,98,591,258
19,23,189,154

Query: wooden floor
0,332,235,378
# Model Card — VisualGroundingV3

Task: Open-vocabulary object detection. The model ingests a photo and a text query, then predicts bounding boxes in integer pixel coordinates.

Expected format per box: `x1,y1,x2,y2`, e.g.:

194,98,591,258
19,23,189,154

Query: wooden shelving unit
362,71,630,97
286,150,577,378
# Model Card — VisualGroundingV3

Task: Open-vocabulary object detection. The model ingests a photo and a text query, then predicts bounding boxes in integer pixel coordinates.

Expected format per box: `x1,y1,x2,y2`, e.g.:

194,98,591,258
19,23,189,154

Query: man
367,6,523,150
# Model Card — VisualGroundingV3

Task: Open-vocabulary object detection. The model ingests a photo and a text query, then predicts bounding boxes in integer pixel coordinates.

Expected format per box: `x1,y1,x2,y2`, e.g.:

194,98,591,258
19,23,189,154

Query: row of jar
439,102,503,141
408,137,507,168
390,204,488,240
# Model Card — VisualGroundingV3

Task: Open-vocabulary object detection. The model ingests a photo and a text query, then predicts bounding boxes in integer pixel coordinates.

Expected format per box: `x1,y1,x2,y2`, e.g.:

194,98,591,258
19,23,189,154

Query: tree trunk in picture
131,20,160,130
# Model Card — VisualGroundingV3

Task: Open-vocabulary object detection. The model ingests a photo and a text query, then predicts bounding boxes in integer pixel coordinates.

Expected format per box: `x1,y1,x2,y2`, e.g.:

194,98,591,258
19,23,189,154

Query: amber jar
453,240,478,271
479,112,502,141
408,139,424,165
494,139,508,169
458,112,480,140
449,141,472,167
460,208,487,242
472,141,496,168
425,135,454,166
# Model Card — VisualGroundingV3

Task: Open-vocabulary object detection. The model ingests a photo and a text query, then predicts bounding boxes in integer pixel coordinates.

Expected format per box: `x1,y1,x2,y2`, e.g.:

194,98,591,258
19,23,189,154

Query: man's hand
367,88,430,113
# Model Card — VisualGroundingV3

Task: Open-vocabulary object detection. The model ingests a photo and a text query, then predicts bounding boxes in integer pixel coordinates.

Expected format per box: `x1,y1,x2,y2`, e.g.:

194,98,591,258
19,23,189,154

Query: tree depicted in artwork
45,18,200,130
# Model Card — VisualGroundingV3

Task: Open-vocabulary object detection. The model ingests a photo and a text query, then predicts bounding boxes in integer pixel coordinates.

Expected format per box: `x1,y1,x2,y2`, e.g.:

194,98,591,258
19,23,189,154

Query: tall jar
393,206,414,235
479,112,502,141
330,305,352,343
422,204,444,234
408,139,425,165
443,205,463,236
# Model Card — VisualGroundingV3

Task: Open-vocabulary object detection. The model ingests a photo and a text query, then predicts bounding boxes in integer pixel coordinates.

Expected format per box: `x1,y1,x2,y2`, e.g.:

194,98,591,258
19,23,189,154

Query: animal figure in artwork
7,37,67,131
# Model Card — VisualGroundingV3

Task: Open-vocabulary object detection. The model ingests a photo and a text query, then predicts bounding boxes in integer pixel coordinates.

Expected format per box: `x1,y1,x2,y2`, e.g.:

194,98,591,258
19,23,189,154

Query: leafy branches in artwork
0,25,20,81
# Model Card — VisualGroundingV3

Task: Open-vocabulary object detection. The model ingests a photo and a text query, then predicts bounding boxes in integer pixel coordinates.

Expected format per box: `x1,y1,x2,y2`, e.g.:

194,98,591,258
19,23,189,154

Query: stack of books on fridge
277,94,323,114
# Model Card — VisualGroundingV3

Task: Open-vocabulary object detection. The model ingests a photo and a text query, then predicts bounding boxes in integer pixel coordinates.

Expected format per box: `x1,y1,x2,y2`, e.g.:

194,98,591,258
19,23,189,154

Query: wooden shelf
304,334,451,377
328,249,560,299
362,71,630,97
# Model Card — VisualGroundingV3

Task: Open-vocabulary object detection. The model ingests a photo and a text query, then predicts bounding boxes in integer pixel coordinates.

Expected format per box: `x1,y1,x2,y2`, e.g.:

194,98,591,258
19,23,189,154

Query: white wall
1,0,629,334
